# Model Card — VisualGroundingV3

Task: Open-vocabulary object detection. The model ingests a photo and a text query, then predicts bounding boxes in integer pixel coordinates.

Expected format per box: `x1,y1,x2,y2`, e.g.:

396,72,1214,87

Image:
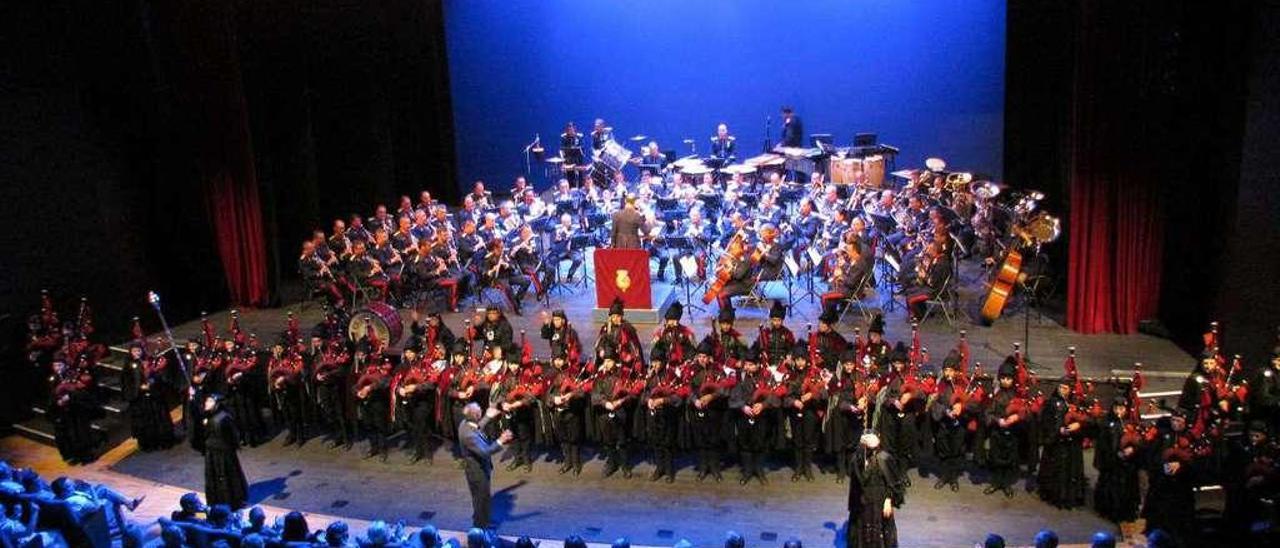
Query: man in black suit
779,106,804,148
610,196,645,249
458,403,513,531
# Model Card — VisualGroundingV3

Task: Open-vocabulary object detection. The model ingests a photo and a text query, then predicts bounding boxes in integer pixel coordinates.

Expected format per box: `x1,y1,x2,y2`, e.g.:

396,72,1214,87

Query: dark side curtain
1064,0,1164,334
156,0,269,306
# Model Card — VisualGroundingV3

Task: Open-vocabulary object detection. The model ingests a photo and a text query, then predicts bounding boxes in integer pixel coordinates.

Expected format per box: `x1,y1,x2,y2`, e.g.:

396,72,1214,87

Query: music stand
569,234,596,291
664,236,707,314
697,194,723,214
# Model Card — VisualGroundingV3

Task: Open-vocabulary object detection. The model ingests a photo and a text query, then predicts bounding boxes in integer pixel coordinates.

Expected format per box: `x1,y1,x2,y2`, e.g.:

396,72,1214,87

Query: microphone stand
763,116,772,153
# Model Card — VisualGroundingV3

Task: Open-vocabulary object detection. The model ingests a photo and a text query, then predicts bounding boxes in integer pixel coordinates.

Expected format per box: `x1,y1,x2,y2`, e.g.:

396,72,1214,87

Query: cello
979,248,1022,324
702,230,749,304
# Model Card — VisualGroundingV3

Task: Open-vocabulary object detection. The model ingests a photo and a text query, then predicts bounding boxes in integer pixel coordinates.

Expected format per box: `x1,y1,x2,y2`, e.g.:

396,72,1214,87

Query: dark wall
445,0,1007,193
1213,0,1280,365
1,0,457,342
1005,0,1274,360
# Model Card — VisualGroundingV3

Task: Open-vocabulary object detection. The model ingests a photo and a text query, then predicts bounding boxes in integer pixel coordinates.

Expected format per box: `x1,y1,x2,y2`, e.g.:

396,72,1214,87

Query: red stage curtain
1064,0,1163,334
162,0,270,307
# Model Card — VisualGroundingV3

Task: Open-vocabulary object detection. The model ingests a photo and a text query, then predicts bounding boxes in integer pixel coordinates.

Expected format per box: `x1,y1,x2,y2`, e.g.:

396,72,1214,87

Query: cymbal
629,135,648,142
682,139,695,144
890,169,921,179
546,157,564,164
681,165,713,175
924,157,947,171
671,157,704,169
722,164,757,175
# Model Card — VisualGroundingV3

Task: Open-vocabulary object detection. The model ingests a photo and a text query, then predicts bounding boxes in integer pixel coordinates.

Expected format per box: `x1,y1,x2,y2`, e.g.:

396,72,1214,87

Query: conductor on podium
610,195,645,249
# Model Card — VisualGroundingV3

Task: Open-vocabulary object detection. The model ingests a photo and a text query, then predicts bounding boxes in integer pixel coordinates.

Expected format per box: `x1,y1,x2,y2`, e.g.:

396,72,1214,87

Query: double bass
979,248,1022,324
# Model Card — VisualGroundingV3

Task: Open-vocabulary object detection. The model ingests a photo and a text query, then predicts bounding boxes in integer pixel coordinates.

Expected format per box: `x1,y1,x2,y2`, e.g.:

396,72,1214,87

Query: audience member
1034,528,1059,548
611,537,630,548
171,492,207,524
981,533,1006,548
281,510,311,542
466,527,490,548
725,531,745,548
563,534,587,548
325,521,354,547
1090,531,1116,548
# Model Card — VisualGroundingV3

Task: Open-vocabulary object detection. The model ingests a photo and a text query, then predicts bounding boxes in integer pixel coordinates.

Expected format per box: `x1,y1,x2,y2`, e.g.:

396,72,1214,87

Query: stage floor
180,258,1195,394
107,431,1116,547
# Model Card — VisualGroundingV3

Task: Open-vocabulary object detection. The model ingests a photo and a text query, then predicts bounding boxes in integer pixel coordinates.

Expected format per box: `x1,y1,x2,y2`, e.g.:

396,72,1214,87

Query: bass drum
347,302,404,347
863,155,885,188
829,157,862,184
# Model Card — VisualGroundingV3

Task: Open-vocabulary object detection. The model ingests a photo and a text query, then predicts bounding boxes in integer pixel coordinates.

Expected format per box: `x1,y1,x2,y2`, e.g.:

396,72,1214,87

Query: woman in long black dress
202,394,249,509
122,345,177,451
1036,379,1086,509
1092,397,1141,523
848,432,906,548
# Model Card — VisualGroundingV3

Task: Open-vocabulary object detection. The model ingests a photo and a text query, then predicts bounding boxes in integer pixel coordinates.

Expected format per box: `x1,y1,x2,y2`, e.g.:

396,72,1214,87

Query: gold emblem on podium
615,269,632,293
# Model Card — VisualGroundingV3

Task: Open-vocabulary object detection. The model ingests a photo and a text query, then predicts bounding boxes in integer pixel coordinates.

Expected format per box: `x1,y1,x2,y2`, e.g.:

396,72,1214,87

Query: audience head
467,527,490,548
1090,531,1116,548
563,535,588,548
248,506,266,527
325,521,350,546
207,504,231,527
515,536,536,548
50,476,73,498
982,533,1006,548
242,534,266,548
281,511,310,541
1034,529,1059,548
1146,529,1176,548
783,541,803,548
365,520,391,545
417,525,442,548
160,525,187,548
612,538,631,548
0,461,10,481
725,531,745,548
673,541,694,548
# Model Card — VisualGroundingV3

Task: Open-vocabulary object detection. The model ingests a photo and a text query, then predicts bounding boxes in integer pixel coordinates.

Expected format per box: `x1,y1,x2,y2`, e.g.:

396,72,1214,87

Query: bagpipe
224,352,257,387
141,353,169,392
314,341,350,383
269,354,304,392
354,363,391,401
53,367,94,407
646,366,691,412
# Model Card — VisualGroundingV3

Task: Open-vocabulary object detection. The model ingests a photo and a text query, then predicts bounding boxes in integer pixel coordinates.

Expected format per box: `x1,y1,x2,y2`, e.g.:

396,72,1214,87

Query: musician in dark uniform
122,340,177,451
689,341,730,481
929,352,968,491
591,352,636,478
477,307,515,357
814,308,849,370
904,243,952,322
496,357,538,472
707,306,748,366
710,123,737,162
651,302,696,365
480,239,529,316
510,225,548,300
610,196,645,250
779,106,804,148
348,240,390,302
300,241,347,309
753,301,795,367
314,339,355,450
984,358,1024,497
827,351,867,483
598,300,645,373
730,349,777,485
50,361,99,463
267,342,308,446
560,122,585,186
590,118,612,152
636,143,668,177
354,347,393,462
392,347,436,463
548,350,588,475
549,213,585,282
640,349,686,483
785,345,827,482
847,431,905,548
715,235,756,309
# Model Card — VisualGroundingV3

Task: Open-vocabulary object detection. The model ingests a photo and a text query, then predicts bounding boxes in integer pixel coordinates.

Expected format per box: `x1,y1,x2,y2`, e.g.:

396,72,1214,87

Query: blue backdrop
445,0,1005,193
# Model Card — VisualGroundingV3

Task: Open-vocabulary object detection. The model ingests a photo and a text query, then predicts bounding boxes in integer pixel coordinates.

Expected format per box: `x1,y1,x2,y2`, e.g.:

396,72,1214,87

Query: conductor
459,403,513,531
610,195,645,249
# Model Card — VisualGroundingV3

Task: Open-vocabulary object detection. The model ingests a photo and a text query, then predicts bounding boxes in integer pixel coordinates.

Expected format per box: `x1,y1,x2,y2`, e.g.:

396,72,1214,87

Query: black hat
696,339,715,355
840,349,858,363
665,301,683,321
451,340,469,356
790,344,807,359
741,347,760,363
889,342,909,364
769,300,786,320
1199,349,1217,361
1170,407,1191,420
552,309,567,320
819,306,838,325
718,305,736,323
942,349,961,370
609,298,625,317
1111,396,1129,407
1248,419,1270,435
868,314,885,335
188,337,203,345
997,356,1018,378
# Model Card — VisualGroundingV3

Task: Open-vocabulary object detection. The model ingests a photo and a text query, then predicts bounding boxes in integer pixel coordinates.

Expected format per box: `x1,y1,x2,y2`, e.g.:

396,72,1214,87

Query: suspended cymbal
629,134,648,142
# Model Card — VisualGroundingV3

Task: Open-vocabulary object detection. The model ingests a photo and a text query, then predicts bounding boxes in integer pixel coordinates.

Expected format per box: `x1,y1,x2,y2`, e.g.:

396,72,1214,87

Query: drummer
637,141,667,176
710,123,737,162
591,118,613,153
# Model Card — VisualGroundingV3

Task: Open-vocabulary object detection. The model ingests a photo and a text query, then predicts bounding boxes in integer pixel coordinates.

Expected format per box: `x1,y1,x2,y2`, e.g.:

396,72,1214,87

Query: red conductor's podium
592,248,673,323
